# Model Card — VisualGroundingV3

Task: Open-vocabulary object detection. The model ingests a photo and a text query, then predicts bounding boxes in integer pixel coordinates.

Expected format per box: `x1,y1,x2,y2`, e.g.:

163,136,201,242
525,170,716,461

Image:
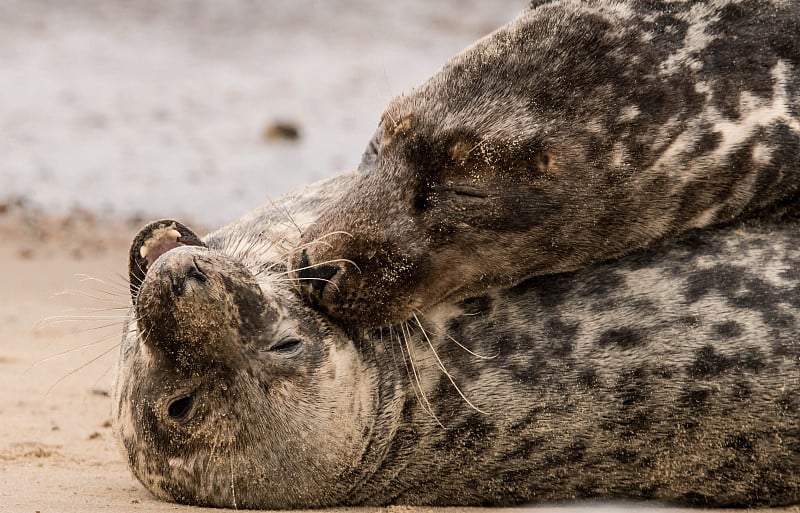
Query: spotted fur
291,0,800,327
114,173,800,508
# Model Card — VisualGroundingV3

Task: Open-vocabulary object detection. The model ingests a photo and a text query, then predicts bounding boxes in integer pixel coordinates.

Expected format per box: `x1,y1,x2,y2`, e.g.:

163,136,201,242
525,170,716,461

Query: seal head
290,0,800,327
114,222,378,509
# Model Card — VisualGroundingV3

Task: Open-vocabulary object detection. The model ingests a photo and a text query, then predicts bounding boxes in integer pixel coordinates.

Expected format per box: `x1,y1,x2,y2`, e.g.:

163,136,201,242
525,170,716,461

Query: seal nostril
186,259,207,283
309,265,338,292
297,249,311,274
167,395,194,421
296,249,339,294
172,260,208,296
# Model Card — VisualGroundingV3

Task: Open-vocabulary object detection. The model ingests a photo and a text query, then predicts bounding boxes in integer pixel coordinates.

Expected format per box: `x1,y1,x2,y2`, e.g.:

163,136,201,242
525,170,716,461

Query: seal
113,173,800,509
290,0,800,327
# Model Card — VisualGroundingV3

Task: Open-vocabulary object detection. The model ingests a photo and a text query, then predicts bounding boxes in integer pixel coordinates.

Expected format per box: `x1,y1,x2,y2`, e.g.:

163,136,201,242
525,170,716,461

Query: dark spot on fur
733,380,751,400
597,328,646,349
724,434,754,453
713,320,743,338
688,345,767,379
577,368,600,389
680,388,711,410
458,295,493,316
687,345,729,378
680,491,716,507
544,318,579,356
694,130,723,156
616,367,650,406
680,315,700,327
685,265,742,304
433,412,496,454
778,391,800,414
613,448,638,464
504,436,547,461
529,275,574,308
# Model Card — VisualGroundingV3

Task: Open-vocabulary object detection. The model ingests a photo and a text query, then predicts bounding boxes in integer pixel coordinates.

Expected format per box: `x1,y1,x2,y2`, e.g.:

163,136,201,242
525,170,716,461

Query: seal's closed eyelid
268,337,304,356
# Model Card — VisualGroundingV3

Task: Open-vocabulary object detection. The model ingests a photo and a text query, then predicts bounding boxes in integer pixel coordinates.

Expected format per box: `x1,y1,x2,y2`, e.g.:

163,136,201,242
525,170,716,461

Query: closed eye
269,337,304,355
447,186,489,199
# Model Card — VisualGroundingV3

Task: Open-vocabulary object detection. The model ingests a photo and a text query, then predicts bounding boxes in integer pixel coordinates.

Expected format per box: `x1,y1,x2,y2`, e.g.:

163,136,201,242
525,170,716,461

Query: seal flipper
128,220,205,301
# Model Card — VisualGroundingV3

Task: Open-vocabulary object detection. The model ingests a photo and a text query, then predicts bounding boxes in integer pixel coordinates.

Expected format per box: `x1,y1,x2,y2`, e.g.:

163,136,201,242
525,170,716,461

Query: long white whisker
413,313,487,415
401,321,443,428
31,331,122,368
230,446,238,509
443,331,499,360
273,258,362,276
36,319,127,334
267,196,302,234
270,277,340,292
42,342,121,406
410,307,497,360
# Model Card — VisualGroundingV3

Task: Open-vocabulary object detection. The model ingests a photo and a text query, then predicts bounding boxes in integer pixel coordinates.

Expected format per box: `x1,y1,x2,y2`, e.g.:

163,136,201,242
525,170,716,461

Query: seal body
114,173,800,508
291,0,800,327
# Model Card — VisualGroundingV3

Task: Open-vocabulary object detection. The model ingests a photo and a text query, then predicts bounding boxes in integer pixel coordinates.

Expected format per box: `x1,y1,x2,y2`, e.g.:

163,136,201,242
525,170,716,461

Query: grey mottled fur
114,173,800,508
292,0,800,327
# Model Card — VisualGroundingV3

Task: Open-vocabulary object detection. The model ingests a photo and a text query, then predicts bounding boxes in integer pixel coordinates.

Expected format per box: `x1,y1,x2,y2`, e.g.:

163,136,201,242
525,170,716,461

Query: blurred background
0,0,525,227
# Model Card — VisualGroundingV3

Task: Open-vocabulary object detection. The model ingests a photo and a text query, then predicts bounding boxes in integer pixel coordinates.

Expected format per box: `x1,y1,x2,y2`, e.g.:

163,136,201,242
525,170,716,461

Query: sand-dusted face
113,222,378,509
291,112,570,327
290,0,800,327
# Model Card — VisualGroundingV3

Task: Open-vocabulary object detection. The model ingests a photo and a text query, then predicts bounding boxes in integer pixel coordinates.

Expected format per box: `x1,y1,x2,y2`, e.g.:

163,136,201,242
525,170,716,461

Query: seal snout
170,257,208,297
295,248,340,297
128,219,206,302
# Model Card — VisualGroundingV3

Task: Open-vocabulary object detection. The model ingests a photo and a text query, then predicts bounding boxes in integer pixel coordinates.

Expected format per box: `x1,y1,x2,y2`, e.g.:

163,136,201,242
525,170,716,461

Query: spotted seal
290,0,800,327
113,172,800,508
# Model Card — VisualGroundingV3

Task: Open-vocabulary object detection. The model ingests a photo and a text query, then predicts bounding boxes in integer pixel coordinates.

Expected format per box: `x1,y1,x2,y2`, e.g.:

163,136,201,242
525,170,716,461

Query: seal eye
269,337,303,355
167,395,194,421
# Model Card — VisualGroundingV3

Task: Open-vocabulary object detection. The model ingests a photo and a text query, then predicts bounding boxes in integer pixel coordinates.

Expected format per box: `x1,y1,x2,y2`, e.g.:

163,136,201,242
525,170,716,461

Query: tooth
140,245,149,259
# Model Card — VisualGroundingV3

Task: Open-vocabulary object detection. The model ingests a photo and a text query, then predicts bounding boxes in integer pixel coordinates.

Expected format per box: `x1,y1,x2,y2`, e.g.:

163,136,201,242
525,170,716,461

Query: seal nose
171,258,208,296
296,249,339,294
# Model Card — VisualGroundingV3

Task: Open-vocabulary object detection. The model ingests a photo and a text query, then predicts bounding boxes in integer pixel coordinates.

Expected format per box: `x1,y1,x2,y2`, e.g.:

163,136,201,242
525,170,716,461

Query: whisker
75,273,130,290
36,318,127,334
303,230,355,243
267,196,301,234
31,330,122,368
413,313,487,415
272,257,361,277
443,331,499,360
52,287,128,303
392,326,427,416
230,445,238,509
400,321,443,428
270,276,341,292
410,308,498,360
283,230,356,265
42,342,121,406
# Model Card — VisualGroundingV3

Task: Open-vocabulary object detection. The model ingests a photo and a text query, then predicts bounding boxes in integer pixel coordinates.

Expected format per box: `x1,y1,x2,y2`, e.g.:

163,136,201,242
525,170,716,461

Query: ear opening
128,220,205,302
534,149,558,174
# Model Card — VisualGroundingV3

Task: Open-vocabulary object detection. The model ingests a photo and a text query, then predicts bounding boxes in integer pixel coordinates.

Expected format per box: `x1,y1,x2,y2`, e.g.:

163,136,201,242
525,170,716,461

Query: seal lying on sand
291,0,800,327
114,173,800,509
